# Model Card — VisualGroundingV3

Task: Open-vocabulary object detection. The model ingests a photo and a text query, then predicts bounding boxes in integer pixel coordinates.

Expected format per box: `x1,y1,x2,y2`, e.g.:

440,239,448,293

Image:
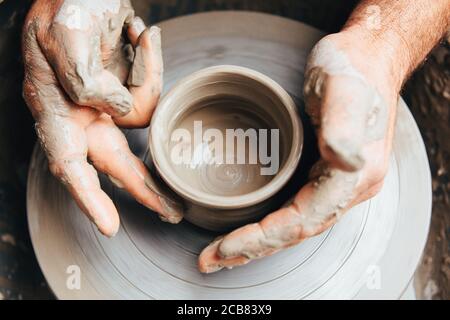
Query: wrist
339,25,410,92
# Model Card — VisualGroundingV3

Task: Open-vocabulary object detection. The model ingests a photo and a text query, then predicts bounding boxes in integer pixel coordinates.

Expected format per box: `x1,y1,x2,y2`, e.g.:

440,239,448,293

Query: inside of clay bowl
150,65,302,210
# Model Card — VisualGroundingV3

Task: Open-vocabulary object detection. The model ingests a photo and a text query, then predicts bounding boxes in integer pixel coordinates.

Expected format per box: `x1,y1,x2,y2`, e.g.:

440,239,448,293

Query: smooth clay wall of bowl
150,65,303,231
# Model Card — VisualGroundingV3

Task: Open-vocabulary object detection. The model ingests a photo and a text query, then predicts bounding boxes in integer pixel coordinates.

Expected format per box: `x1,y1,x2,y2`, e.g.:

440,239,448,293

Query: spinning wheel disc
27,12,431,299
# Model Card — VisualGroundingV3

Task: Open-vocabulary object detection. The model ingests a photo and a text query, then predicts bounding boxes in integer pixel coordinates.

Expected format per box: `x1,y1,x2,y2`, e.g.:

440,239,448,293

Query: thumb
303,40,388,171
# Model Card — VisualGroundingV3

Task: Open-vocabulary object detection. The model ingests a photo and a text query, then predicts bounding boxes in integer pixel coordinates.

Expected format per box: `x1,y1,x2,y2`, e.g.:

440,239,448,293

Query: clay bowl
150,65,303,231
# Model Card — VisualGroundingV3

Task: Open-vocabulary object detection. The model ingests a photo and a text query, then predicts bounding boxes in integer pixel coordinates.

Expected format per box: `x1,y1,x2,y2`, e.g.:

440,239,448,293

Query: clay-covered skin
22,0,182,237
199,0,450,273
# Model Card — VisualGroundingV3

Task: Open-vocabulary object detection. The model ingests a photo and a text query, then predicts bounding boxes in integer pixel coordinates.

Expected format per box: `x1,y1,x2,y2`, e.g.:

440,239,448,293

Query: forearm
342,0,450,89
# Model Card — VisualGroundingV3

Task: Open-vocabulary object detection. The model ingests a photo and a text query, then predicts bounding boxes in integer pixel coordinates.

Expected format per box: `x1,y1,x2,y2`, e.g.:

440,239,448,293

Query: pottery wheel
27,12,431,299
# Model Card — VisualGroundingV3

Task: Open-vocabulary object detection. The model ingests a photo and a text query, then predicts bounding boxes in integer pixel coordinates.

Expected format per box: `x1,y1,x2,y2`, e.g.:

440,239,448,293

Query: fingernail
149,25,161,38
132,17,146,35
200,263,224,274
159,196,183,224
109,228,119,238
98,225,119,238
143,174,183,223
149,26,162,49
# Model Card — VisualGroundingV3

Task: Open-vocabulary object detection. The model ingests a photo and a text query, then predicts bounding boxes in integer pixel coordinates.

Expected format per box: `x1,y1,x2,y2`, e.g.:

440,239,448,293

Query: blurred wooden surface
0,0,447,299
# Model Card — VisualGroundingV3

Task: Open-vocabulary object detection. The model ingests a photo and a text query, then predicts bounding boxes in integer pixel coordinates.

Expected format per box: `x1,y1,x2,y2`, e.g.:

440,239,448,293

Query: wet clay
150,65,303,230
223,162,360,256
128,43,146,86
169,100,277,197
303,39,389,171
55,0,122,31
50,0,136,117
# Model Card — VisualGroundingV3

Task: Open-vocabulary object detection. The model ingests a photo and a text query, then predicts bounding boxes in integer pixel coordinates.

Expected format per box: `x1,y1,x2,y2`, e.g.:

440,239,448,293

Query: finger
198,237,250,274
41,17,134,117
23,18,120,237
86,115,183,224
198,163,361,273
37,115,120,237
114,25,163,128
306,74,377,171
303,39,388,172
127,16,146,46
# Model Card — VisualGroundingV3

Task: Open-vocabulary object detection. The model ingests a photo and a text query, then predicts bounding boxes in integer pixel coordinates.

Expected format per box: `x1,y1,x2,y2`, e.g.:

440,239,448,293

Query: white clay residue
303,39,389,171
55,0,121,31
306,39,388,140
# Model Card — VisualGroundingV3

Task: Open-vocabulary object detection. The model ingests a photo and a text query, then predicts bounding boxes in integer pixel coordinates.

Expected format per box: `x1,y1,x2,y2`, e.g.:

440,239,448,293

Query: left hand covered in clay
198,0,450,273
22,0,183,237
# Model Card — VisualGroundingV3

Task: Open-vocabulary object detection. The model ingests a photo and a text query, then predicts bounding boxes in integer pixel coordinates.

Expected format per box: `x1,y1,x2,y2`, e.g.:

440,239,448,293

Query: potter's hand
22,0,182,237
198,0,450,272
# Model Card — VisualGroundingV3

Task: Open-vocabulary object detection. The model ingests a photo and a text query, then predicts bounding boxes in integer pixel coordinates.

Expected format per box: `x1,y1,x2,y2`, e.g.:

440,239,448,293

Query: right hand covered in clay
198,0,450,272
22,0,183,237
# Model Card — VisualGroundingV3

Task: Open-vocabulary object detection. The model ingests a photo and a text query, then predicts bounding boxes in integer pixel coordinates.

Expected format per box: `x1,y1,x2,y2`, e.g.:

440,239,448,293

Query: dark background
0,0,448,299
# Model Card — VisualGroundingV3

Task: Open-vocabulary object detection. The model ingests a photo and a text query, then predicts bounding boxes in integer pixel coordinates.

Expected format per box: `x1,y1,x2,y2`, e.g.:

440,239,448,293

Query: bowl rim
149,65,303,209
